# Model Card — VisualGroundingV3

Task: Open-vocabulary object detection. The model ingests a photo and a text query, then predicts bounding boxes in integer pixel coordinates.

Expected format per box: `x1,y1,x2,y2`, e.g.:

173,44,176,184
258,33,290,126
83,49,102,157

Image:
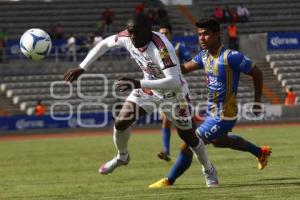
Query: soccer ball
20,28,52,60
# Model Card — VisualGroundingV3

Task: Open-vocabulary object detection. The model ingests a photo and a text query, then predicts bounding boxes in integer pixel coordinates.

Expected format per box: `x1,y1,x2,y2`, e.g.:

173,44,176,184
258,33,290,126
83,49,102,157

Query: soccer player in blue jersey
157,24,193,162
149,18,271,188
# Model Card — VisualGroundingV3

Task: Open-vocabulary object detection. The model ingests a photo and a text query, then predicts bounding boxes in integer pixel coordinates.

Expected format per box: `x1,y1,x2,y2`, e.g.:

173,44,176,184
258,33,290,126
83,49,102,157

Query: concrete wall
239,33,300,60
282,105,300,120
239,33,268,60
161,0,193,5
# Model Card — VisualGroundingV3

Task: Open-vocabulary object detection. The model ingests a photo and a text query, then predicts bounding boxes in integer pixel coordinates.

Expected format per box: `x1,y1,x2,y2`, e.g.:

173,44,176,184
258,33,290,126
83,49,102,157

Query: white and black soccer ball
20,28,52,60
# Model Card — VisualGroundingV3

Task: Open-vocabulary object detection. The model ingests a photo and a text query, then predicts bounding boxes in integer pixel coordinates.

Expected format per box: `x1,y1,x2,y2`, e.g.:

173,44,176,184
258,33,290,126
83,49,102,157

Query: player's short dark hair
289,87,293,92
127,14,152,30
159,24,173,33
195,18,220,32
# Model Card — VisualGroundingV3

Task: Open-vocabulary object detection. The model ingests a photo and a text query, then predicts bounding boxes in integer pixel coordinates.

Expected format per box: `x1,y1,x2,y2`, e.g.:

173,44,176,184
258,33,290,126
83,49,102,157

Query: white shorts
126,88,193,130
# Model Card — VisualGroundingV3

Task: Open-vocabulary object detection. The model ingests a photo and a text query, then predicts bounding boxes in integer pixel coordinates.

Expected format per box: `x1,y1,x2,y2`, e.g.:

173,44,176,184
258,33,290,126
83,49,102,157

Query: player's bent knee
180,143,193,156
115,105,139,130
177,131,199,147
115,119,132,130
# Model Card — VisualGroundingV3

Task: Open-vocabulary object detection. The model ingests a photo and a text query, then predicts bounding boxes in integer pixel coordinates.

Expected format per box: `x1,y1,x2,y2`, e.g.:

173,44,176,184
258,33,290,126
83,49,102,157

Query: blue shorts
196,116,237,143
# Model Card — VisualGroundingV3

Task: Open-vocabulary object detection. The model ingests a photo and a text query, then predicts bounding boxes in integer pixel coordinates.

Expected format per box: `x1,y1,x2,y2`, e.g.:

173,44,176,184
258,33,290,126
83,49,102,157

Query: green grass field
0,125,300,200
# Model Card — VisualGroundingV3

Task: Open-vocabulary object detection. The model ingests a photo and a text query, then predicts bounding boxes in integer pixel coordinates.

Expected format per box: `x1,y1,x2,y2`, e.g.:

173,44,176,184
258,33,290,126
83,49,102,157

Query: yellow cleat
258,146,272,170
149,178,172,188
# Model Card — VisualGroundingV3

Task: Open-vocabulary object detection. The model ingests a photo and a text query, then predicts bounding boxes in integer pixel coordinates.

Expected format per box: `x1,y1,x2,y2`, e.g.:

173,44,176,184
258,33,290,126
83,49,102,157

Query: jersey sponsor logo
207,76,223,89
152,33,175,68
159,47,169,59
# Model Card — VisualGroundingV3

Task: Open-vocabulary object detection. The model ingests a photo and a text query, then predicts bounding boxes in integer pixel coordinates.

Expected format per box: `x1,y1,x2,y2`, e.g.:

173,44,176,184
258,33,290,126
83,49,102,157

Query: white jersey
79,30,188,97
115,31,180,79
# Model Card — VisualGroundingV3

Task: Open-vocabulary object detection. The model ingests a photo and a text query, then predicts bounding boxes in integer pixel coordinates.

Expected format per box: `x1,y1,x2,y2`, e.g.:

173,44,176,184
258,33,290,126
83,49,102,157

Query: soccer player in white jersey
63,15,218,187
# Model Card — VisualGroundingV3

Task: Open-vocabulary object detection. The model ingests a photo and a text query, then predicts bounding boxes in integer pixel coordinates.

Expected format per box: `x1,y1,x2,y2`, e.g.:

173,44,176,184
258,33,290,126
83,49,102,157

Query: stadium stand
0,91,23,116
162,0,300,47
1,0,113,38
0,0,167,39
0,58,259,115
192,0,300,34
0,0,298,122
266,52,300,99
0,59,141,115
1,0,300,39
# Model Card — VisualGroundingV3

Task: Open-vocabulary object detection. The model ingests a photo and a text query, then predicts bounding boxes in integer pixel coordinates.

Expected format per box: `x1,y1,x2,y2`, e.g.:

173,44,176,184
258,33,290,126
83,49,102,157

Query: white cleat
98,154,130,175
202,164,219,188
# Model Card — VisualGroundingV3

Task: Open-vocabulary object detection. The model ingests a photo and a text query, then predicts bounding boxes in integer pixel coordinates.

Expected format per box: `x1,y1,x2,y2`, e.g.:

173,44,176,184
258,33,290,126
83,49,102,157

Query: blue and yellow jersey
174,42,192,64
193,46,253,120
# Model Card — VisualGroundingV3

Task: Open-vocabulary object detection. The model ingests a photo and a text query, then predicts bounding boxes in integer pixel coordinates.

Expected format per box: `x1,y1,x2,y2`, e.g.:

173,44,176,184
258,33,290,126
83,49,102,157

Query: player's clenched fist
116,77,141,92
64,67,85,82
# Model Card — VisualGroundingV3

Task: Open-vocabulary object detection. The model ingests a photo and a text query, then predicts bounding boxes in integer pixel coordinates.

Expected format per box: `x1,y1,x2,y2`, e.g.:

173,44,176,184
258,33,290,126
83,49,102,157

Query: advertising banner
0,113,112,132
267,32,300,50
0,112,161,133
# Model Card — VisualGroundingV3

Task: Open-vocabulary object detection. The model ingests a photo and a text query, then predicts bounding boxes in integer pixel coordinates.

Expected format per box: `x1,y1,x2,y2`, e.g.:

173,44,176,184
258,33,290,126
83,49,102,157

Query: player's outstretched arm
79,35,117,70
63,35,120,82
246,64,263,115
140,67,182,90
115,67,184,92
180,60,199,74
